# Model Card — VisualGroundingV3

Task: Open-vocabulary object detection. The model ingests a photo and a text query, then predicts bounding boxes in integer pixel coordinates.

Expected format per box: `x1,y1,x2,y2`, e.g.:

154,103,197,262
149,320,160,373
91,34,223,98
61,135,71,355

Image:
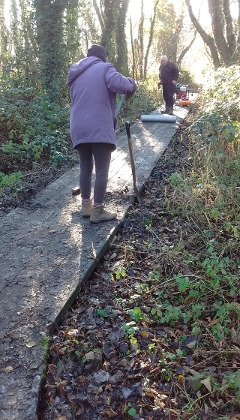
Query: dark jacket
159,61,179,85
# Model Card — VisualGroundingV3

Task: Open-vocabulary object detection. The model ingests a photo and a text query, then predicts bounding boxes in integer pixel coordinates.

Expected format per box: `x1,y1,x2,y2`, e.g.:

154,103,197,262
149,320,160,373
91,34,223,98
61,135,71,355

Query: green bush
178,67,198,89
0,171,23,192
117,75,162,127
0,83,72,168
165,65,240,234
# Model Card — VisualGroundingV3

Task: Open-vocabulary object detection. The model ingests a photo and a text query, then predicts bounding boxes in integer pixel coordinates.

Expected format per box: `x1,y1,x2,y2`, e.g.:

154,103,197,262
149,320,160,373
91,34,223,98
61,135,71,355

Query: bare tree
176,31,197,67
185,0,239,67
0,0,10,74
138,0,144,79
143,0,160,79
92,0,104,32
129,17,136,78
115,0,129,74
93,0,129,73
238,0,240,59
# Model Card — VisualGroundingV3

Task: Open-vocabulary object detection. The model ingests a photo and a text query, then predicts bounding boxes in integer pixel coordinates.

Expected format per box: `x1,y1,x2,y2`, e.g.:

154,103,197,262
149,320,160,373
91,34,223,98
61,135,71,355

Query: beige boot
90,206,117,223
82,199,92,217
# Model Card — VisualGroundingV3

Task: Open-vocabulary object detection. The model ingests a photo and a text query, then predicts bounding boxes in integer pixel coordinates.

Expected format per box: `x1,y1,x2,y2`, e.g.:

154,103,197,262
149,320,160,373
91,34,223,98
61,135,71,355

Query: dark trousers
75,143,113,205
162,83,175,107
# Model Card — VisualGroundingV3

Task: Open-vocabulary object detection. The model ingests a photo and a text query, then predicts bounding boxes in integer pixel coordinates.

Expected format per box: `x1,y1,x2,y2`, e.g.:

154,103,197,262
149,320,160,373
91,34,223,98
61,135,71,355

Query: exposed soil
0,158,77,216
2,108,239,420
36,111,240,420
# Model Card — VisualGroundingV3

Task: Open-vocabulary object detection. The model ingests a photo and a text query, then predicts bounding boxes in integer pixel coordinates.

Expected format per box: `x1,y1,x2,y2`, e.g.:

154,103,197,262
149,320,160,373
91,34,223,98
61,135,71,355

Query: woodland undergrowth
38,66,240,420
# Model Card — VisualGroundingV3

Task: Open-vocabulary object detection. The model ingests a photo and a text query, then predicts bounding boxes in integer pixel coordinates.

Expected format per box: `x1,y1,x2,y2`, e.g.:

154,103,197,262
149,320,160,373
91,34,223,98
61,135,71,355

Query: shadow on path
0,106,190,420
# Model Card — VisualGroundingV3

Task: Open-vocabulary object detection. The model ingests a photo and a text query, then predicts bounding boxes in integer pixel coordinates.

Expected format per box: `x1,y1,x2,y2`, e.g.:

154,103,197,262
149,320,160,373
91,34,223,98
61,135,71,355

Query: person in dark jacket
159,55,179,115
67,44,136,223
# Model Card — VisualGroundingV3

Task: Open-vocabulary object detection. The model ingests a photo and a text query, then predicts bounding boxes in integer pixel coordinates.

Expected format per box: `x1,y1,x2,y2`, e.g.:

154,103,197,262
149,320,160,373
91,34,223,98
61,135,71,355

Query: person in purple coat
67,44,136,223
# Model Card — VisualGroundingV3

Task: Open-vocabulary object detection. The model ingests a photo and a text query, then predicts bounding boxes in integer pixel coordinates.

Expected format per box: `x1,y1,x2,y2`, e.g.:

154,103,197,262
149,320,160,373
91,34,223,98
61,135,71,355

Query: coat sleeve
172,63,179,81
105,65,136,94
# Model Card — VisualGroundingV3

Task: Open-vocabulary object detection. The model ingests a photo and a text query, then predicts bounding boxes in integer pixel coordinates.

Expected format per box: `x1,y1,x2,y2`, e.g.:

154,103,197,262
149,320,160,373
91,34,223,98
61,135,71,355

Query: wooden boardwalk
0,106,190,420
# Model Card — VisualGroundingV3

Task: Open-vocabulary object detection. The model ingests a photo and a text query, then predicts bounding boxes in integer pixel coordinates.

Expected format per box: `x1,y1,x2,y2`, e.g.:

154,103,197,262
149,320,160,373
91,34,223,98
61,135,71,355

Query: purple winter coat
67,56,136,149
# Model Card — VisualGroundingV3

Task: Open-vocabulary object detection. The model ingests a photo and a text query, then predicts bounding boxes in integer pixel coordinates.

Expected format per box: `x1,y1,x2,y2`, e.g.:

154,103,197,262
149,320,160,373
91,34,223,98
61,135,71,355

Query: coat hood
67,56,104,87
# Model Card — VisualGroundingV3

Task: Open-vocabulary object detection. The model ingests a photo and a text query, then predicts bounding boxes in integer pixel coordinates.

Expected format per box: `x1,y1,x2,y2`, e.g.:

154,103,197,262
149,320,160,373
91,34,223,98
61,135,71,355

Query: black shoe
161,107,169,114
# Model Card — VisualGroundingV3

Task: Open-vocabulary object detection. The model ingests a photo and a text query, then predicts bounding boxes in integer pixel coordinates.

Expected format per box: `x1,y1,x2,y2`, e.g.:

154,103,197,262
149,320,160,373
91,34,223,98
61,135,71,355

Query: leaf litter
38,113,240,420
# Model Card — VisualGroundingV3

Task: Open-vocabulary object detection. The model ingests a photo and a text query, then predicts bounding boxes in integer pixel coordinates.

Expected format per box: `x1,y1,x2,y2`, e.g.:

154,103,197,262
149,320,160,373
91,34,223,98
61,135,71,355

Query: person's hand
125,91,134,100
172,80,177,85
158,81,162,89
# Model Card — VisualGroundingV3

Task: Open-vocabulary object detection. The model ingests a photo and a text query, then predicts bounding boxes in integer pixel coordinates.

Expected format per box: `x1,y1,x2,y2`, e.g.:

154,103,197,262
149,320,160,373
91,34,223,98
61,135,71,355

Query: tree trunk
143,0,160,80
101,0,116,63
138,0,144,79
186,0,239,66
100,0,129,73
115,0,129,74
237,0,240,60
185,0,220,67
223,0,236,57
92,0,104,32
64,0,82,65
177,32,197,67
129,17,136,79
34,0,66,101
208,0,231,63
0,0,9,74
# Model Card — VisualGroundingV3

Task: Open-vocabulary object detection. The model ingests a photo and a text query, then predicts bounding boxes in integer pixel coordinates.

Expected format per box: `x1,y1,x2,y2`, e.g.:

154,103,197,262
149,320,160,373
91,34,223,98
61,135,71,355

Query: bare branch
185,0,220,67
177,31,197,66
92,0,104,32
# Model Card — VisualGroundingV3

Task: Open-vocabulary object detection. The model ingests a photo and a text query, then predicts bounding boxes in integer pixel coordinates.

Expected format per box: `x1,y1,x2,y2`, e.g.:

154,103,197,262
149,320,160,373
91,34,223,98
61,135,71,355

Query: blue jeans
75,143,113,205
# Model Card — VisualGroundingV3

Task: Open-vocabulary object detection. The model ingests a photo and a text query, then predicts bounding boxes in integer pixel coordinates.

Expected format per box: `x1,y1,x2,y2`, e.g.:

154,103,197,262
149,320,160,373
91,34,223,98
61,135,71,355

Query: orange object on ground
179,98,191,106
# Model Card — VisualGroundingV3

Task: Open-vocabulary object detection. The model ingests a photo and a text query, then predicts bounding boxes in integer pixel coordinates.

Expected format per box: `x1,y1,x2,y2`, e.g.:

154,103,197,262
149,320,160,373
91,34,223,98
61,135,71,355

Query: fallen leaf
85,351,95,360
74,306,85,314
88,254,96,259
140,330,149,338
178,374,184,384
57,380,68,388
204,403,210,414
185,367,199,375
47,364,56,375
209,399,217,408
76,406,85,415
230,415,240,420
76,375,87,384
169,409,181,419
101,407,118,418
216,399,224,407
201,377,212,392
207,317,220,326
63,327,78,337
26,341,35,348
109,252,117,260
4,366,13,373
145,389,155,398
